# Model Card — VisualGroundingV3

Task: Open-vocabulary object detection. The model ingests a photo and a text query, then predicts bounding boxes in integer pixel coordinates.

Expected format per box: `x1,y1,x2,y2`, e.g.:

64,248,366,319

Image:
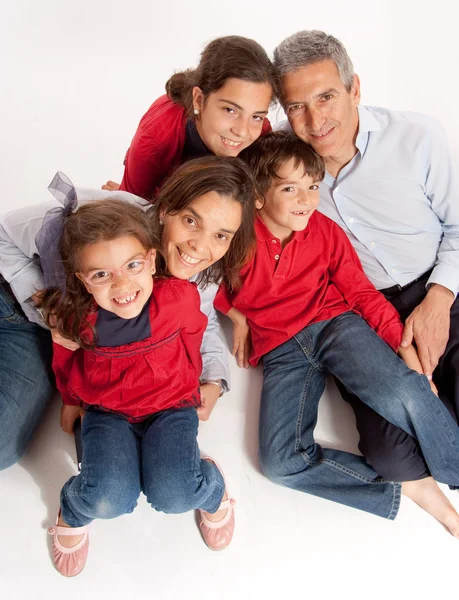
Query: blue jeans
61,407,225,527
259,312,459,519
0,280,54,470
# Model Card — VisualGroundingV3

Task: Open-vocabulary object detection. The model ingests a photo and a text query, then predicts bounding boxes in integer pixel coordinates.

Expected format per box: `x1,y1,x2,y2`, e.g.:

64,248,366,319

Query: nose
306,106,326,132
231,115,249,139
188,231,207,255
297,191,309,206
111,270,130,289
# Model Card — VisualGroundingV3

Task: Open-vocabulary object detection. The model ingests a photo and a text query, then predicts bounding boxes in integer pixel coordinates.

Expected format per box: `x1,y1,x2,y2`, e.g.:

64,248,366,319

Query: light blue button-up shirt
278,106,459,295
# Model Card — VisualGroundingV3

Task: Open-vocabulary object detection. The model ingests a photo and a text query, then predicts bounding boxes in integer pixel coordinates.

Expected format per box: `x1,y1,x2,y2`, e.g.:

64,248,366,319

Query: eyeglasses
78,251,154,287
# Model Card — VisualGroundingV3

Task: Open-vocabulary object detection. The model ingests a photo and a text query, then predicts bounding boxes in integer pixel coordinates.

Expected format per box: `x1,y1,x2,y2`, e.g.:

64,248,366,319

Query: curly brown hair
39,199,160,348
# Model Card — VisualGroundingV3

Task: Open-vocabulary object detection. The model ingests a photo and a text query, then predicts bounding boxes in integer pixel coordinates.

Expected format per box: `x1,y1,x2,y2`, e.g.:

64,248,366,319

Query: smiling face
160,191,243,280
77,236,156,319
258,158,321,245
282,60,360,170
192,78,272,156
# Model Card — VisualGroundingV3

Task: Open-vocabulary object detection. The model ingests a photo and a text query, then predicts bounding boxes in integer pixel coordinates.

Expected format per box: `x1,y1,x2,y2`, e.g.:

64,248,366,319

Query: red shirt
53,278,207,422
119,94,272,200
215,213,404,366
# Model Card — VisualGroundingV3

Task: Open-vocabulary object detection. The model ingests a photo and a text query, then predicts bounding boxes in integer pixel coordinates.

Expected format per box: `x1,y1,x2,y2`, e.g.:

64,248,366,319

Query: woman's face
160,191,243,280
192,78,272,157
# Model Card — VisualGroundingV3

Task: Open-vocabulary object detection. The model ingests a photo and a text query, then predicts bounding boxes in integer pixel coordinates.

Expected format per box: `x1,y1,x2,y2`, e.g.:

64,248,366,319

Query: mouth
177,247,204,268
291,210,311,217
112,290,140,306
309,127,334,142
220,136,243,150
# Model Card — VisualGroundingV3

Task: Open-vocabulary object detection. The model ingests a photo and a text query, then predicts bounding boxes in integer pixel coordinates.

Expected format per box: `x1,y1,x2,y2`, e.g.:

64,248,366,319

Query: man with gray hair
273,30,459,487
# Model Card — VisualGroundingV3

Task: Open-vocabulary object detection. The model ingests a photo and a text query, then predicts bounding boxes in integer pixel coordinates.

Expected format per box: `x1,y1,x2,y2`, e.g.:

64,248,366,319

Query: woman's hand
227,308,251,369
51,329,80,352
101,180,121,191
197,382,221,422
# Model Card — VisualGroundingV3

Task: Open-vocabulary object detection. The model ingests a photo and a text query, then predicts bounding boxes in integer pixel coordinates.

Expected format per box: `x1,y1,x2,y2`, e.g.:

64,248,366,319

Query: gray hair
273,30,355,91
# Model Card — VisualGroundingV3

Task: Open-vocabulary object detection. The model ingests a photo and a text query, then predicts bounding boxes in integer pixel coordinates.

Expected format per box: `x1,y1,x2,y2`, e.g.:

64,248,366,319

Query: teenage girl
102,35,276,199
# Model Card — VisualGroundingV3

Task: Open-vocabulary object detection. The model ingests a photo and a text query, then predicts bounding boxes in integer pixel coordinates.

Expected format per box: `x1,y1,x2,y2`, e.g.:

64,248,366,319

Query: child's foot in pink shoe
198,458,235,551
47,513,89,577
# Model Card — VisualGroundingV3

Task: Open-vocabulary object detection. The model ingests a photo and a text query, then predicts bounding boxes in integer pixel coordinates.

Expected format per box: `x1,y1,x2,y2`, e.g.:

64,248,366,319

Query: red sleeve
261,118,272,135
119,96,187,200
52,344,80,406
214,282,233,315
173,280,207,378
328,223,403,351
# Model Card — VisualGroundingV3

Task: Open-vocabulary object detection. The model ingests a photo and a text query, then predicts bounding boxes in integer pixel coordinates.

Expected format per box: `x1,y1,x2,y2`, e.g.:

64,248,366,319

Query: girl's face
77,236,156,319
160,191,243,280
192,78,272,157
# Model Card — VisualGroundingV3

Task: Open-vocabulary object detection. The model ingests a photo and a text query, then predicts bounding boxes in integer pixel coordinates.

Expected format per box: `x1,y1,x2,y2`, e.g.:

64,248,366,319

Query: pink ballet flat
198,458,236,551
48,515,89,577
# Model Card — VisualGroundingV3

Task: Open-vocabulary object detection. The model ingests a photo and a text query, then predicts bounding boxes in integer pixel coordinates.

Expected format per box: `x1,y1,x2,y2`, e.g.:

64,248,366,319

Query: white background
1,1,459,599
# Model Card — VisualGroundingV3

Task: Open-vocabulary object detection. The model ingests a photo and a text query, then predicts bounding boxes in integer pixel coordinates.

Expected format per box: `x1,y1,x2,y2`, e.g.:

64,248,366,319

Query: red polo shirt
215,213,403,366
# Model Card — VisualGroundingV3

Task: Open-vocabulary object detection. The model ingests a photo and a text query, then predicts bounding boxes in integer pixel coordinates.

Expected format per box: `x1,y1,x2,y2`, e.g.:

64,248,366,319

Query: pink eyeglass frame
77,250,154,287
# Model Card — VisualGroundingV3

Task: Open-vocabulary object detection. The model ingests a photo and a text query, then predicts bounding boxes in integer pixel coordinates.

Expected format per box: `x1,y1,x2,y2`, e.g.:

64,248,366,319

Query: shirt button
272,239,277,243
274,254,280,260
391,269,397,274
348,217,354,224
370,242,376,248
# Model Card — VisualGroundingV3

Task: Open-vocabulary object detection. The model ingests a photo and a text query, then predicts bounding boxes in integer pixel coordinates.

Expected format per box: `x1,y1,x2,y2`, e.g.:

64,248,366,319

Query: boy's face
258,158,321,244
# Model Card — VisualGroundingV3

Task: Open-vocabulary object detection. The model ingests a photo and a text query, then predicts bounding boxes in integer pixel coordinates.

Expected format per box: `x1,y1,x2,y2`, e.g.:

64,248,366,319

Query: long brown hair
39,200,160,348
150,156,260,290
165,35,278,118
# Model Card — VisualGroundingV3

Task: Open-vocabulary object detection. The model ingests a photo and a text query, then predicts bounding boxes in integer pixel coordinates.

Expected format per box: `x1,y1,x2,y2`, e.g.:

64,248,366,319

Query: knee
82,481,139,520
259,443,292,484
360,435,429,482
146,471,198,514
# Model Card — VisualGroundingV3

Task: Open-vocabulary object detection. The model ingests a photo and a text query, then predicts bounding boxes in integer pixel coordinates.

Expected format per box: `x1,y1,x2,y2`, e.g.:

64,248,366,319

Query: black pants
339,272,459,482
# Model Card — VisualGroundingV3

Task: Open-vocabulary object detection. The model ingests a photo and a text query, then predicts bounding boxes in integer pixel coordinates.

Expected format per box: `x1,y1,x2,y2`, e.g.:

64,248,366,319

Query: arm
214,283,251,369
400,118,458,376
329,223,404,352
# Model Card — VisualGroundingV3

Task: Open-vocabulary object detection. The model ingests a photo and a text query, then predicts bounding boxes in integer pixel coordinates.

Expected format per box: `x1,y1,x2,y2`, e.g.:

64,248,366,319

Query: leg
320,312,459,487
259,331,401,519
142,407,224,514
61,410,141,527
0,283,54,470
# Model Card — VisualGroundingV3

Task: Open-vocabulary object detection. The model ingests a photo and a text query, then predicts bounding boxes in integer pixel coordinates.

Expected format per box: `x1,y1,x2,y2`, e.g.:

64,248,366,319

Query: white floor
1,320,458,600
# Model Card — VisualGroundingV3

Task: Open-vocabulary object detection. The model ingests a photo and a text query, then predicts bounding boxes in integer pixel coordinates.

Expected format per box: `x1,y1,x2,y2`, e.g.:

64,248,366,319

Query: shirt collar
255,213,311,243
355,105,380,155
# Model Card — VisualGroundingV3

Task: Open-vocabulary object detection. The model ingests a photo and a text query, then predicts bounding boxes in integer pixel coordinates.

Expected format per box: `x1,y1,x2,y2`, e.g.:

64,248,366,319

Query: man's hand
60,405,84,435
197,382,221,422
400,284,454,378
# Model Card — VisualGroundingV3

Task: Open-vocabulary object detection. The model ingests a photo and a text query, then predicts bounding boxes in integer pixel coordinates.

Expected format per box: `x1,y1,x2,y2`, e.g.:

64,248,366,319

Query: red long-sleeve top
53,278,207,422
119,94,272,200
215,213,404,366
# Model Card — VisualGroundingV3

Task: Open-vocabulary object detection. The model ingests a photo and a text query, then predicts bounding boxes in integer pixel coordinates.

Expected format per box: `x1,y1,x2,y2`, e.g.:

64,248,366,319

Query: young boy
215,131,459,535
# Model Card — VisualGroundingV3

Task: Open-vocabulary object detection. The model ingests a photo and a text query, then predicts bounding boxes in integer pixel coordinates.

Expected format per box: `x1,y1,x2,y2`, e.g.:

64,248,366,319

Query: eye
216,233,229,242
252,115,264,123
282,186,295,193
126,260,144,273
223,107,236,115
287,104,303,115
90,270,110,282
309,184,319,191
183,216,197,228
321,94,333,102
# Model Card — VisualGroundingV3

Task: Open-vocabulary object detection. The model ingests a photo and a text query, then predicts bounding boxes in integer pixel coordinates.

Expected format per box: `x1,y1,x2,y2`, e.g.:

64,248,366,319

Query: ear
76,273,93,295
192,86,205,112
255,197,265,210
351,74,361,106
150,249,157,274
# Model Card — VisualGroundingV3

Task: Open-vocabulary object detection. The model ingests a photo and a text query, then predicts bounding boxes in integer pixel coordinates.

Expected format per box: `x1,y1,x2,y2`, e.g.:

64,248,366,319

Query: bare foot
101,180,120,191
201,489,229,523
402,477,459,538
57,513,86,548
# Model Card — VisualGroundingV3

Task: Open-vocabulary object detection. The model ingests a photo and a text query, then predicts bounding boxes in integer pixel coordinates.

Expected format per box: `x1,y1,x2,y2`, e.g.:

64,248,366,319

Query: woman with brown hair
102,35,277,200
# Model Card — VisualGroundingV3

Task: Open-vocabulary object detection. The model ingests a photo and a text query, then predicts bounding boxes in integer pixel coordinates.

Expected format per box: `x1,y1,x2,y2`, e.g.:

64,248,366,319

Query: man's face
281,60,360,163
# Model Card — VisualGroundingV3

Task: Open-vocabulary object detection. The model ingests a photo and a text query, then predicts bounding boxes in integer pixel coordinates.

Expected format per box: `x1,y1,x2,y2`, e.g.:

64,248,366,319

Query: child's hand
51,329,80,352
60,405,83,435
101,180,120,191
232,319,251,369
197,382,221,422
398,343,438,396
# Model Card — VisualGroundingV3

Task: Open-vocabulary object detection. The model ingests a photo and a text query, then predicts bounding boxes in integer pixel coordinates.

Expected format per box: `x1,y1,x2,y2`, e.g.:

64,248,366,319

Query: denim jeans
61,407,225,527
0,280,54,470
259,312,459,520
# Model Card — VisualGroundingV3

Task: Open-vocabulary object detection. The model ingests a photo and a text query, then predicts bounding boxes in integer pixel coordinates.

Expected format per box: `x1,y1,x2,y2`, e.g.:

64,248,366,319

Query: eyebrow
218,98,269,115
187,206,238,235
86,252,146,272
285,88,340,107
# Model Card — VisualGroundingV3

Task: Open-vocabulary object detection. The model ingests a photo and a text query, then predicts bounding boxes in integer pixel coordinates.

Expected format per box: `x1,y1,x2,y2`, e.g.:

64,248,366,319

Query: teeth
179,249,200,265
113,292,137,304
221,136,242,147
